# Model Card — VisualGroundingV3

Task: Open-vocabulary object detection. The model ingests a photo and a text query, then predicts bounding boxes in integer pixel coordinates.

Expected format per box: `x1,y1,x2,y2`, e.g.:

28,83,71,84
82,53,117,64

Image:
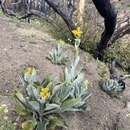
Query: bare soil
0,16,130,130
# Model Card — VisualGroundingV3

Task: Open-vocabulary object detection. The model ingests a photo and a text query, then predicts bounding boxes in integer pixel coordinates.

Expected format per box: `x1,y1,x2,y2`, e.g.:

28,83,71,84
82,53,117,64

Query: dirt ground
0,16,130,130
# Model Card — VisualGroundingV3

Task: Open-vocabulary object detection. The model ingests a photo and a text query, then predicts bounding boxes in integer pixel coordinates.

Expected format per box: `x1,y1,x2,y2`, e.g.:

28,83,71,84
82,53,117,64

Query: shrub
103,40,130,71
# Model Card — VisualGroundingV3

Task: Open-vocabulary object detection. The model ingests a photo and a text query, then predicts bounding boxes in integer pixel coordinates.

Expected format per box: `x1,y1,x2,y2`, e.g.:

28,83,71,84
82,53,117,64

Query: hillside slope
0,16,130,130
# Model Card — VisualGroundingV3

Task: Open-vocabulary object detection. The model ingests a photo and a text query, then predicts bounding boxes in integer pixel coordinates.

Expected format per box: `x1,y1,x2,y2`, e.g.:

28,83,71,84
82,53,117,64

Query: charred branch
44,0,76,34
111,16,130,43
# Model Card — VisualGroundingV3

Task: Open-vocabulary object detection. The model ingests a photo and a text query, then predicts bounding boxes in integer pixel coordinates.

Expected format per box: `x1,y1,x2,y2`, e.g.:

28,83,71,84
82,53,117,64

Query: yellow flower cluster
40,87,50,100
72,27,82,38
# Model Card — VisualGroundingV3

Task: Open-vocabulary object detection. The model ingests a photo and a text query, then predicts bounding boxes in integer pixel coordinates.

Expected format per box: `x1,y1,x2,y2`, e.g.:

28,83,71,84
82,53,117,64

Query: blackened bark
44,0,76,35
92,0,117,59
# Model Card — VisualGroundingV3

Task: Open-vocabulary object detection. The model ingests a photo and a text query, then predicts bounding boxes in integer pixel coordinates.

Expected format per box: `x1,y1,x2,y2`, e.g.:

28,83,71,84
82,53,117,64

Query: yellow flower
24,67,34,76
72,27,82,38
24,67,36,82
40,87,50,100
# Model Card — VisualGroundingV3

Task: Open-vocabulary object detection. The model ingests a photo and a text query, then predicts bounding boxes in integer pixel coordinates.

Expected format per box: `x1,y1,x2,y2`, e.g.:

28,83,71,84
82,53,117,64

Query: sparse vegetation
48,44,68,65
0,104,16,130
0,0,130,130
14,40,91,130
104,40,130,71
97,60,110,80
100,79,125,97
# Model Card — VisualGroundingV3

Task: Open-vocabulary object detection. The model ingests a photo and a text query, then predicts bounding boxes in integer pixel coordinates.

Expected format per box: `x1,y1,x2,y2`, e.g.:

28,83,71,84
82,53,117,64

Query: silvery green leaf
24,68,37,83
26,85,34,97
28,101,40,111
58,85,72,102
51,93,61,104
72,73,84,85
52,83,63,95
48,116,67,129
26,84,39,100
75,38,81,48
61,98,81,112
19,75,27,87
74,101,85,108
48,45,68,65
34,89,40,99
61,108,83,112
44,103,60,111
37,98,45,104
81,93,91,101
15,91,26,104
22,120,37,130
64,67,69,81
37,120,49,130
73,56,80,69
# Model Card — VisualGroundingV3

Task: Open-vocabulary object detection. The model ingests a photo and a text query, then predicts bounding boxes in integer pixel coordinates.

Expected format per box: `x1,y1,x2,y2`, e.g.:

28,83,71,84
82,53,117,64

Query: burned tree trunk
0,0,119,59
2,0,77,37
111,17,130,43
92,0,117,59
76,0,85,28
44,0,76,35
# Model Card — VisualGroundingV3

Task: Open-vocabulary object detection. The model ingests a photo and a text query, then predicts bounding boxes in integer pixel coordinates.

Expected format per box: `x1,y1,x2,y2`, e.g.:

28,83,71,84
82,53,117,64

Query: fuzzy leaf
15,103,28,116
26,84,39,99
28,101,40,111
22,120,36,130
24,67,37,83
48,45,68,65
61,98,81,112
15,91,26,103
48,116,67,130
37,120,49,130
45,103,60,111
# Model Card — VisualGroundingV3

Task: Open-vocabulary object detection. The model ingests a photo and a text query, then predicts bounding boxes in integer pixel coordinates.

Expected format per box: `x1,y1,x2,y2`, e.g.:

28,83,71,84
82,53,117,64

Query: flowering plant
15,31,90,130
15,57,90,130
48,44,68,65
72,27,82,38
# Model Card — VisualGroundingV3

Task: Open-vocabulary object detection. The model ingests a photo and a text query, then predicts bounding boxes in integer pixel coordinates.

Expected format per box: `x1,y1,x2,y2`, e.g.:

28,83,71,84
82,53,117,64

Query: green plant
48,44,68,65
15,60,90,130
0,104,16,130
100,79,125,96
102,79,124,95
103,40,130,71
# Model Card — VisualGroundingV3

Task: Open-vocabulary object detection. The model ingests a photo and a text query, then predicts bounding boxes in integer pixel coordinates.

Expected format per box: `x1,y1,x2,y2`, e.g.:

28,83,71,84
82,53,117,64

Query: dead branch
111,16,130,43
44,0,76,34
0,0,18,17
